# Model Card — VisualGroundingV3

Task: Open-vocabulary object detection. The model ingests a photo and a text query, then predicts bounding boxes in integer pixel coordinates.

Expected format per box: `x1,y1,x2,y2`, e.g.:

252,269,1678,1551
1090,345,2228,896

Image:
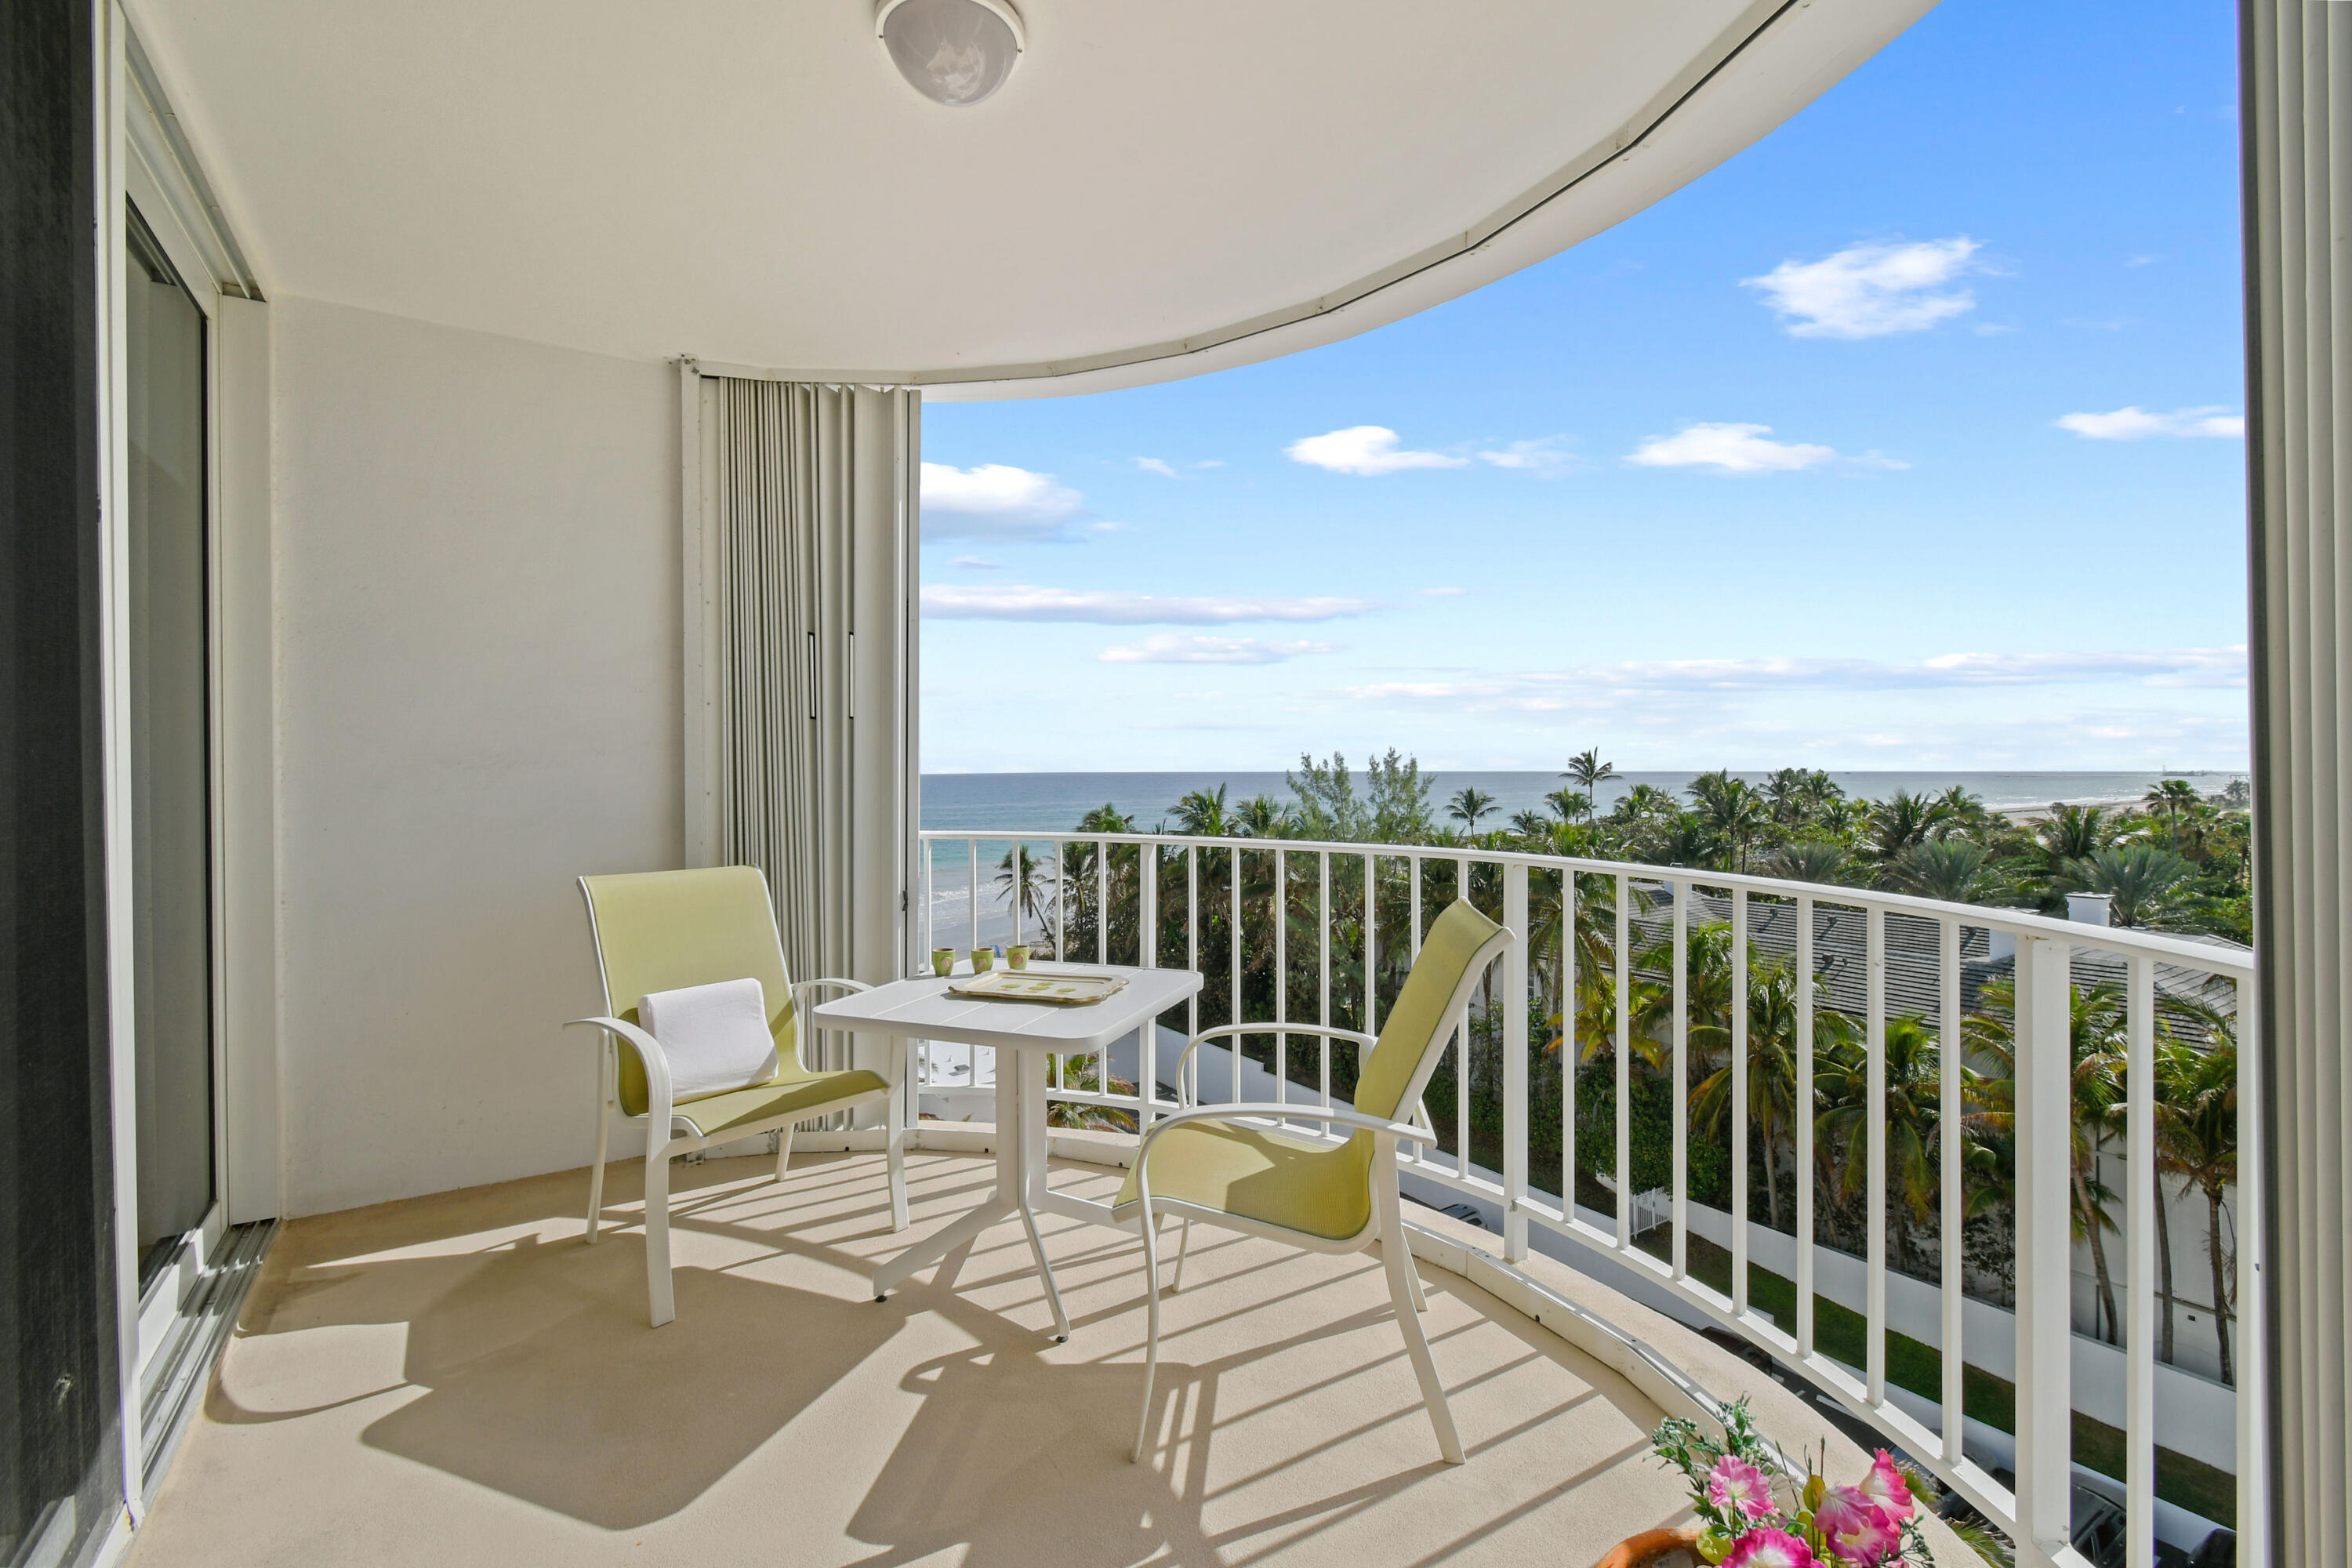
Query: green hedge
1573,1069,1729,1204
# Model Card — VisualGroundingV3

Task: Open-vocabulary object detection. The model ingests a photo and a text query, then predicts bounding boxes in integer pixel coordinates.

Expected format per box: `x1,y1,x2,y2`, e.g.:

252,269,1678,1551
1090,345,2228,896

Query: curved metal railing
909,828,2260,1566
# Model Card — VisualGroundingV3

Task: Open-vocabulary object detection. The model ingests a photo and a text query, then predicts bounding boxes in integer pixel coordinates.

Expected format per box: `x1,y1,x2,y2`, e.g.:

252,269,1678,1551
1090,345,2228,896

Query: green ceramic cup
930,947,956,977
969,947,994,973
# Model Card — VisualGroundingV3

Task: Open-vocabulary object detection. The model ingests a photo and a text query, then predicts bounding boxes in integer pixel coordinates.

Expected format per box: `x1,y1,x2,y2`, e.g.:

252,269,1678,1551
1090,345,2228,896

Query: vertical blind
691,375,919,995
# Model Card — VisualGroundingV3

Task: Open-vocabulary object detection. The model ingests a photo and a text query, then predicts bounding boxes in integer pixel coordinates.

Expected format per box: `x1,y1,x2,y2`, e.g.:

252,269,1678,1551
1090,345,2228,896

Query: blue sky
920,0,2247,775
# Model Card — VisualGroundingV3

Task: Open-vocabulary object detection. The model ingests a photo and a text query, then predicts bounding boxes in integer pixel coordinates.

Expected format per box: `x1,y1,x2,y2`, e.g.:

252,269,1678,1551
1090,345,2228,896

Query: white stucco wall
273,298,679,1215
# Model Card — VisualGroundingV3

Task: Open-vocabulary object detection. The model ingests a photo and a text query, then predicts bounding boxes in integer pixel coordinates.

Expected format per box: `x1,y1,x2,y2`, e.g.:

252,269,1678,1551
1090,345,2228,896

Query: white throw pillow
639,977,780,1102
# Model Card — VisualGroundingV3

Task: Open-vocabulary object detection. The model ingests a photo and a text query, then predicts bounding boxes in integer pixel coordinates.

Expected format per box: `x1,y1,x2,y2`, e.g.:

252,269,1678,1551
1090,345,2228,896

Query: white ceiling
132,0,1933,397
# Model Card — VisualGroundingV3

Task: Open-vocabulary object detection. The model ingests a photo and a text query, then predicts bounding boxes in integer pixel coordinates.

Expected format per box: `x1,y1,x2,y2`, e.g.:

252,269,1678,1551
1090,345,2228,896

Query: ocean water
919,769,2246,835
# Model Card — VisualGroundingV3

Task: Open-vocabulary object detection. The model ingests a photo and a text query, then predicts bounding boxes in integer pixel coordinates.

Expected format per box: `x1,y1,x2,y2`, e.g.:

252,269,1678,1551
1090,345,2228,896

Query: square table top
808,964,1203,1054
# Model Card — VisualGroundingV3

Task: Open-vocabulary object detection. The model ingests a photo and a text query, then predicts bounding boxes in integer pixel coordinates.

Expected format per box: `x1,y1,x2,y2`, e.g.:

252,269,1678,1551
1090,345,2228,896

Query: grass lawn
1640,1229,2237,1529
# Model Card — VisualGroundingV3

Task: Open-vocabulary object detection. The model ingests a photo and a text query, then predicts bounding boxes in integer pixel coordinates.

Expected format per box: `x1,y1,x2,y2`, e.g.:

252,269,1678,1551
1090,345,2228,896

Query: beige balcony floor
130,1147,1776,1568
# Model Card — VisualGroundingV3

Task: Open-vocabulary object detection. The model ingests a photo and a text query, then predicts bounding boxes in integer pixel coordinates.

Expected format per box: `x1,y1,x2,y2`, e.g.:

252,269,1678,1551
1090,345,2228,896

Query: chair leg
586,1105,610,1243
885,1083,909,1232
1378,1185,1461,1463
775,1123,795,1184
1171,1218,1192,1292
1132,1202,1164,1465
1401,1236,1429,1313
644,1141,677,1328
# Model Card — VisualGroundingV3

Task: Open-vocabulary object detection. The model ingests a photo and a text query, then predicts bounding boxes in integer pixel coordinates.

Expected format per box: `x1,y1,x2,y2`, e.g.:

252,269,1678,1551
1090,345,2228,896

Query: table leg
870,1044,1072,1341
1013,1048,1072,1341
870,1196,1011,1298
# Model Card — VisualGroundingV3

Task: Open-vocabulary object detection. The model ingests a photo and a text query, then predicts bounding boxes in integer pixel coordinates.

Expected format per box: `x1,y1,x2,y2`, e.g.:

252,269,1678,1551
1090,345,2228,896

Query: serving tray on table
945,970,1130,1006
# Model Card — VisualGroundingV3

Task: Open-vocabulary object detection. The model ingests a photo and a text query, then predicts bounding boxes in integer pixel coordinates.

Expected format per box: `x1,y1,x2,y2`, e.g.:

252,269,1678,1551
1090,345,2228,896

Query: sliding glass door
124,205,217,1288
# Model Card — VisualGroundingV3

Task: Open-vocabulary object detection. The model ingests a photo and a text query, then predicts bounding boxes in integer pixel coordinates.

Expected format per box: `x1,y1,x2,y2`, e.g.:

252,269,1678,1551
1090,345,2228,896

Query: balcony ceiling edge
129,0,1935,387
928,0,1939,402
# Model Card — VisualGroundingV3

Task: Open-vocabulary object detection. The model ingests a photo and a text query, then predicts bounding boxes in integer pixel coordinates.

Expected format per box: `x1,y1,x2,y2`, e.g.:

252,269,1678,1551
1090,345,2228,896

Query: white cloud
1476,437,1577,477
920,462,1086,541
1625,423,1836,474
920,584,1378,624
1285,426,1468,475
1335,646,2246,711
1098,634,1337,666
951,555,1004,571
1421,586,1468,597
1743,238,1982,339
1133,457,1180,477
2055,405,2245,440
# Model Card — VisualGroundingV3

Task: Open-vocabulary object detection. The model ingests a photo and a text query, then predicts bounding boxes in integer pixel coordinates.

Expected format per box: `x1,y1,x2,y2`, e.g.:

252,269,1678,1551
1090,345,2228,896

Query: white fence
910,829,2263,1568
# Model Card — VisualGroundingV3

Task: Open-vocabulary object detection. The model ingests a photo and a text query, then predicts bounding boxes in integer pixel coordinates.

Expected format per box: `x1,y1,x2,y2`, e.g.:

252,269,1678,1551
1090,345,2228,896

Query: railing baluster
1731,887,1748,1315
1185,846,1198,1103
2126,952,2156,1568
1940,916,1964,1466
1275,848,1287,1122
1319,851,1333,1111
1797,894,1815,1358
1865,906,1886,1406
1230,842,1242,1105
1096,836,1109,965
1504,862,1529,1261
1671,877,1688,1281
1615,873,1632,1247
2015,935,2074,1564
2235,975,2267,1566
1364,851,1378,1035
1411,852,1424,959
1054,840,1065,960
1139,843,1158,1128
967,839,979,956
1563,869,1577,1221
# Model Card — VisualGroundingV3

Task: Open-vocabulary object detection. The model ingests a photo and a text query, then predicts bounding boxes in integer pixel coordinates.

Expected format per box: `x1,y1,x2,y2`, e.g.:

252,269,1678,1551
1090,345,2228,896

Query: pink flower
1722,1528,1819,1568
1705,1454,1779,1522
1813,1485,1901,1566
1857,1450,1916,1523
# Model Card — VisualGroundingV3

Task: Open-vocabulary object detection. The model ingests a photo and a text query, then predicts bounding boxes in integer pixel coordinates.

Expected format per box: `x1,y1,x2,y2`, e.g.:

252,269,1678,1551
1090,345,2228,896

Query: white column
2242,5,2347,1563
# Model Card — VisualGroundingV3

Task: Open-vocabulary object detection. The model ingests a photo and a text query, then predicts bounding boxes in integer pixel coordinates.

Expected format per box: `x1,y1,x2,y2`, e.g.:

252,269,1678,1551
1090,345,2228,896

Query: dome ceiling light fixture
877,0,1025,107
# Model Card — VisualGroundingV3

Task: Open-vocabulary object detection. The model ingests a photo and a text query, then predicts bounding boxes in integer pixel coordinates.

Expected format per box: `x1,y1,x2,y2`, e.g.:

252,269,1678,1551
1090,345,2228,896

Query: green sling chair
570,866,908,1327
1116,899,1515,1465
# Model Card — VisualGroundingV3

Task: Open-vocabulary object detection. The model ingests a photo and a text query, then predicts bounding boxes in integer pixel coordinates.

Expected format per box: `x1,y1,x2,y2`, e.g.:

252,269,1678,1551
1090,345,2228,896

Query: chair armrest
789,978,892,1083
1131,1101,1429,1212
567,1015,673,1129
1169,1022,1375,1107
791,977,872,1010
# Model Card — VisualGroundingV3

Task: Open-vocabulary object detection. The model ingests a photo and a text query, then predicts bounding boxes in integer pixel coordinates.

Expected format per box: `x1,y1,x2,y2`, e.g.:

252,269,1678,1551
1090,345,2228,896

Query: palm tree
992,843,1057,936
2071,844,2198,928
1232,793,1296,838
1815,1014,1948,1272
1970,978,2130,1341
1448,786,1498,835
2154,1014,2241,1382
1891,840,1994,904
2145,778,2204,849
1862,789,1954,877
1689,947,1853,1229
1690,771,1769,872
1169,784,1232,837
1768,838,1850,886
1544,786,1590,823
1509,808,1556,840
1564,750,1616,821
2035,802,2114,873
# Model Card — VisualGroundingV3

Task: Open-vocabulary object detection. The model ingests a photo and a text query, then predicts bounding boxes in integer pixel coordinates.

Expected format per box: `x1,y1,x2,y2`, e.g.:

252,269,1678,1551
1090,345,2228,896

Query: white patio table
811,963,1203,1341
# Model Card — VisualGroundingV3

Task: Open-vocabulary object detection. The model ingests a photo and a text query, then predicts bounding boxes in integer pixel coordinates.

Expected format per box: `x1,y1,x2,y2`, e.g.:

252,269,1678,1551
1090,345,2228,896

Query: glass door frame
118,171,232,1393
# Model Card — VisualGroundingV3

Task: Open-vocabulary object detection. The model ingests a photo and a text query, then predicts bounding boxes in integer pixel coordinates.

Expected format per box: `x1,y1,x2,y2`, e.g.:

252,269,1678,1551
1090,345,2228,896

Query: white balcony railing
908,829,2262,1568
